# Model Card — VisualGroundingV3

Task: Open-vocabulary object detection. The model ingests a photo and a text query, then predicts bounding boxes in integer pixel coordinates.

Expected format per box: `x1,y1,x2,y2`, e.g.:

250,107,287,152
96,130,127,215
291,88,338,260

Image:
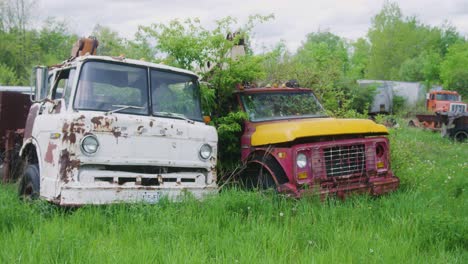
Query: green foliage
92,25,126,56
200,84,216,115
348,83,377,114
440,42,468,98
392,94,407,114
367,2,445,81
215,111,248,170
348,38,370,80
0,63,19,85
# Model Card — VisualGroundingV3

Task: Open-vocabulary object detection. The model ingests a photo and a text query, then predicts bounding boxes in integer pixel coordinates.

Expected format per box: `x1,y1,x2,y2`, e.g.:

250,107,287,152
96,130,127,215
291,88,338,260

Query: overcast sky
35,0,468,52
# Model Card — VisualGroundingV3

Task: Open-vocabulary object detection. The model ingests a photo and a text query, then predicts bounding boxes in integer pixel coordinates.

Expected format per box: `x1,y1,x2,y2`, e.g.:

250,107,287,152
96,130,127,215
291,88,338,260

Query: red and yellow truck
235,86,400,198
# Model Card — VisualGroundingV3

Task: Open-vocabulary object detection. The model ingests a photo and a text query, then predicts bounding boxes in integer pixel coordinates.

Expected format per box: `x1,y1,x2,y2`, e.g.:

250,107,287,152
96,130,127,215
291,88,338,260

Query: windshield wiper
154,111,195,124
105,105,145,115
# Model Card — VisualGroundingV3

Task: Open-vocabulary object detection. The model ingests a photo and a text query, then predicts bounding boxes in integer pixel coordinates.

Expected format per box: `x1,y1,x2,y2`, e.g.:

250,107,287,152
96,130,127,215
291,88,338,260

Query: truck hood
251,118,388,146
61,112,217,169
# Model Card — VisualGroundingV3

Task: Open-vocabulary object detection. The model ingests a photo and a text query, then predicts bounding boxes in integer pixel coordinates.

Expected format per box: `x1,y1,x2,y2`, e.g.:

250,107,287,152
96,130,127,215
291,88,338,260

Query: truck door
34,68,76,198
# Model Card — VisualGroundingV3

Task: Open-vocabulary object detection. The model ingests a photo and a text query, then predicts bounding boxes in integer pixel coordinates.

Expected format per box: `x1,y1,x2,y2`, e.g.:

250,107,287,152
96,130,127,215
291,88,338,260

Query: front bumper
55,185,218,206
279,176,400,199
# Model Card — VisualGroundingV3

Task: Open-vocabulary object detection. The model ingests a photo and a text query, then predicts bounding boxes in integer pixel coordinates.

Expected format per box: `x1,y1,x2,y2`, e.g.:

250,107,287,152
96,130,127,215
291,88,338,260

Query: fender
247,159,280,186
19,137,43,174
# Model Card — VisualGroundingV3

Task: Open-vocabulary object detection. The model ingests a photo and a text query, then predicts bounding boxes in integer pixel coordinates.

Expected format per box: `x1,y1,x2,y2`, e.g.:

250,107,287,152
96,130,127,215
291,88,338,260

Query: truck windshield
151,70,202,121
74,61,203,121
241,91,327,122
75,61,149,115
436,94,460,101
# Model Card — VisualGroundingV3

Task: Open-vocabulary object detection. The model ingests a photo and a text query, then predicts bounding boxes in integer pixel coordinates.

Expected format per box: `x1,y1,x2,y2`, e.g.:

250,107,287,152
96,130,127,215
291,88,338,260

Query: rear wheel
18,164,40,200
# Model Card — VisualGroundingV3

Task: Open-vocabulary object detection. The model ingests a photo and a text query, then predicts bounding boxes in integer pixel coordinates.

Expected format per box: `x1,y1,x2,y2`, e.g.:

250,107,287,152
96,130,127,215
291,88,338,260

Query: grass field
0,127,467,263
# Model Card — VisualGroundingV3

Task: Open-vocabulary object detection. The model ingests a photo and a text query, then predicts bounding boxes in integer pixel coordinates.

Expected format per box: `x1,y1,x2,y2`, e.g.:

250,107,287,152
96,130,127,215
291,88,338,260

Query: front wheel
241,162,277,190
453,130,468,143
18,164,40,200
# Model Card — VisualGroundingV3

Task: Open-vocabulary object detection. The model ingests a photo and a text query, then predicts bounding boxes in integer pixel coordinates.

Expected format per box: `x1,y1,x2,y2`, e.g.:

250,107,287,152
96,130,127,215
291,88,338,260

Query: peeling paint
112,127,122,142
62,120,86,144
54,100,62,114
45,142,57,164
137,125,144,134
91,116,104,127
59,149,80,183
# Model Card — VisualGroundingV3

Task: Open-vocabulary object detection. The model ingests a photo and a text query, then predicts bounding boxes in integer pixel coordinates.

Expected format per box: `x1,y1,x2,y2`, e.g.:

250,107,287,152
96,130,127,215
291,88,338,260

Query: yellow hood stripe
251,118,388,146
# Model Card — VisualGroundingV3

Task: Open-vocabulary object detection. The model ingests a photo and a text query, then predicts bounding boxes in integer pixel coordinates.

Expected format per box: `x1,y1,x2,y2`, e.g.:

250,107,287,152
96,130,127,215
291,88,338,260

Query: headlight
199,144,212,160
80,135,99,155
296,153,307,168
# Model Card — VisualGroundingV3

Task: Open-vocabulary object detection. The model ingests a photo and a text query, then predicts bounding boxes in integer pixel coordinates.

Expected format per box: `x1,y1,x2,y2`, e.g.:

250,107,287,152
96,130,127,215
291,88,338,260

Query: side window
63,69,76,105
51,69,76,106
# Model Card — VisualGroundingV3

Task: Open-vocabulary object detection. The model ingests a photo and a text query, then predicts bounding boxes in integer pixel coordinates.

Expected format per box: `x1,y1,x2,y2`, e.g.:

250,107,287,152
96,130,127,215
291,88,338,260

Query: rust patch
91,116,115,131
149,121,154,127
112,128,122,138
54,100,62,114
45,142,57,164
137,125,144,134
91,116,104,127
62,122,70,133
62,121,86,144
23,104,39,140
59,149,80,183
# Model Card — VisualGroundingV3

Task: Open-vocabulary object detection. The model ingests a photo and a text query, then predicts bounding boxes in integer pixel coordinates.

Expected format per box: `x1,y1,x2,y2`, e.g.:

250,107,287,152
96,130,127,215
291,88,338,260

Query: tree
0,63,19,85
440,42,468,98
138,15,272,115
38,18,78,64
367,1,441,80
348,38,370,80
92,24,126,56
293,31,349,110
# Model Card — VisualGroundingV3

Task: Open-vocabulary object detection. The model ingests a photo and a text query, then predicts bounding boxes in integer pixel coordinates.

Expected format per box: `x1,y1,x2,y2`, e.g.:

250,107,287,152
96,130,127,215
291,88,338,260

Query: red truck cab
235,86,400,198
427,90,466,113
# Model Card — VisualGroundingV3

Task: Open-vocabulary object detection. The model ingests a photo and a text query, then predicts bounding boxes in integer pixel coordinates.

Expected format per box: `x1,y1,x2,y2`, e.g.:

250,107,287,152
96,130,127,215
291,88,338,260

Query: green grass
0,127,467,263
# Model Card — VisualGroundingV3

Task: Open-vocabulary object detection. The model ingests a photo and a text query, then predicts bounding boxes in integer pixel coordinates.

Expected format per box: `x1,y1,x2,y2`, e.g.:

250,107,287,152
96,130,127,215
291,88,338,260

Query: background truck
0,38,218,205
409,90,467,142
234,85,400,198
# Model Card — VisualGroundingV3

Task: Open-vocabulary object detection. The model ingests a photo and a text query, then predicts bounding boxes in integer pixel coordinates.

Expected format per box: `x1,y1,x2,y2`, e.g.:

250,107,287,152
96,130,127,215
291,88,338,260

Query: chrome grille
324,144,366,177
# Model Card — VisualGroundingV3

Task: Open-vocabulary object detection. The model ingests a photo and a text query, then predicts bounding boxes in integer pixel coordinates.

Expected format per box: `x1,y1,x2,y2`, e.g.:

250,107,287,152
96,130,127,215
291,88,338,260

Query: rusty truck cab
427,90,466,113
19,56,218,205
235,86,399,198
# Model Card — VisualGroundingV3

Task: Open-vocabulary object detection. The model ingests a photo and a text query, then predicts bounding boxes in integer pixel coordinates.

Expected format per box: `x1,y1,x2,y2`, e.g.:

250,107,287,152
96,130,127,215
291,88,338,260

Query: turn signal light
297,172,308,179
377,161,385,169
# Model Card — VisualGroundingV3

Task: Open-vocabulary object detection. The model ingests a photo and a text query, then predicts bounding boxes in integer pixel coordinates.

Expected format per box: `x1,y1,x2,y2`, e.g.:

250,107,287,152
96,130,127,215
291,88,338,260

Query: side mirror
32,66,48,102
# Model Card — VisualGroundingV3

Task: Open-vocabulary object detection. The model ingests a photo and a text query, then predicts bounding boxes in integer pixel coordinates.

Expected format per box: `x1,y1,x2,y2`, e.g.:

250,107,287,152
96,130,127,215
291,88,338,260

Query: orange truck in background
409,90,468,142
426,90,466,113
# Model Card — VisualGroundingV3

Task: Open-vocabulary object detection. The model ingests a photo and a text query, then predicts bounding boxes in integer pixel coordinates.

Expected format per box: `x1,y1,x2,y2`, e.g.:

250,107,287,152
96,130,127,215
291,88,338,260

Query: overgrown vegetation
0,127,466,263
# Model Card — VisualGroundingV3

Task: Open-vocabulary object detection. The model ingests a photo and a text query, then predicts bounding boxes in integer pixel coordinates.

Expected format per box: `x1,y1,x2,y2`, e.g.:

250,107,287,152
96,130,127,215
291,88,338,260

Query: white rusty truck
1,38,218,205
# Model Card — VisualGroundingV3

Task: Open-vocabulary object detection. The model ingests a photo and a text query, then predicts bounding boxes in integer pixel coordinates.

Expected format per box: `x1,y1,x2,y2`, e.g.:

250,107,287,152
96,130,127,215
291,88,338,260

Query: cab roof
50,55,199,78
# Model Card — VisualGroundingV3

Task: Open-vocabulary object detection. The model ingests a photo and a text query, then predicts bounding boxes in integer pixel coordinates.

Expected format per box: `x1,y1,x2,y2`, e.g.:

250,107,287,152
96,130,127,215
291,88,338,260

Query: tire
18,164,40,200
453,129,468,143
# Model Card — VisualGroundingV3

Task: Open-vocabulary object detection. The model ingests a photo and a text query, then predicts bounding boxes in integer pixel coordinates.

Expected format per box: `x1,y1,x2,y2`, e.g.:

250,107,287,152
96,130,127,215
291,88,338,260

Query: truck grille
450,103,466,113
324,144,366,177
